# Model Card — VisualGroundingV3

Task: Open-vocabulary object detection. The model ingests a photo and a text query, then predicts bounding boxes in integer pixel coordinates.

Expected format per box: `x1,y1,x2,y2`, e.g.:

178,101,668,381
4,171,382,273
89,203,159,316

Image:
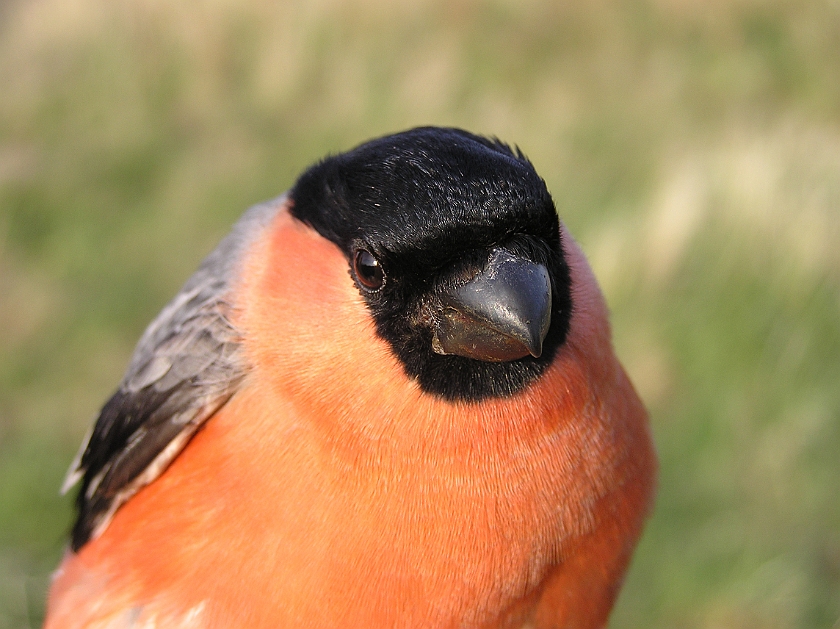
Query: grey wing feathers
65,195,285,551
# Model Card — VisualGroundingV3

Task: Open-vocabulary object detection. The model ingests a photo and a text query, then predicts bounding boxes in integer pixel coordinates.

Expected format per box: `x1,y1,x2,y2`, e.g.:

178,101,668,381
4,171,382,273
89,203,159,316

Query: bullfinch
45,127,656,629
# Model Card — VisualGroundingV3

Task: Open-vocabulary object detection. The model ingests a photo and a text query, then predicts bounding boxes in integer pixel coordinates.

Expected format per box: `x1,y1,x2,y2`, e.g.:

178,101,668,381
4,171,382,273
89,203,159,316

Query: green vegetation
1,1,838,626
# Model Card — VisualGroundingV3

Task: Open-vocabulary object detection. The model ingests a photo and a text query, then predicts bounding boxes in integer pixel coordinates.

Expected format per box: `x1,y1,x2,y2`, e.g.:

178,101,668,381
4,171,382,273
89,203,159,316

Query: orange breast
46,213,655,629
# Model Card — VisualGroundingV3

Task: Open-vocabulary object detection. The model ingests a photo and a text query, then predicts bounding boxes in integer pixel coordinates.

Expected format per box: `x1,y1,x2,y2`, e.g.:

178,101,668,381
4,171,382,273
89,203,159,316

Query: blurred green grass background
1,0,839,627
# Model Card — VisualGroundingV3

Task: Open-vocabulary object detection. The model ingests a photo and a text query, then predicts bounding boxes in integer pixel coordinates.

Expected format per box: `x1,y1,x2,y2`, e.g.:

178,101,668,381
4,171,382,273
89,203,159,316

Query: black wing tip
70,509,96,552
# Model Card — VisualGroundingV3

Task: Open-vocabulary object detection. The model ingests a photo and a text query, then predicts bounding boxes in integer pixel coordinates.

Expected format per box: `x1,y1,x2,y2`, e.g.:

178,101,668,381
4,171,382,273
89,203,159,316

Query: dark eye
353,249,385,290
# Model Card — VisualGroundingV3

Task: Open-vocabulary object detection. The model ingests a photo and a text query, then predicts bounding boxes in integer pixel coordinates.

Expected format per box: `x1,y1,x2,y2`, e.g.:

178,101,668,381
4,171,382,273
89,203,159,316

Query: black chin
394,329,564,402
375,255,571,402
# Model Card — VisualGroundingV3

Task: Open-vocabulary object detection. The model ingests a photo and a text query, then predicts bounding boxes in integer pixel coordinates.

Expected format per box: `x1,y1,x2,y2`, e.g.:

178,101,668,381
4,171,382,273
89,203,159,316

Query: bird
44,127,656,629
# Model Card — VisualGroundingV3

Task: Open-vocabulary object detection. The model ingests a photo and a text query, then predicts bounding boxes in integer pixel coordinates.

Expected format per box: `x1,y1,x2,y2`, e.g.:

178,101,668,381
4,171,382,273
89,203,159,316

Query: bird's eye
353,249,385,290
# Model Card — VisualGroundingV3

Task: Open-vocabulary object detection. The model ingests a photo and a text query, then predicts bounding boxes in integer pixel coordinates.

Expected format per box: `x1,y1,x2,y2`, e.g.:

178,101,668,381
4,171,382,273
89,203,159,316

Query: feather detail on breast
49,213,650,629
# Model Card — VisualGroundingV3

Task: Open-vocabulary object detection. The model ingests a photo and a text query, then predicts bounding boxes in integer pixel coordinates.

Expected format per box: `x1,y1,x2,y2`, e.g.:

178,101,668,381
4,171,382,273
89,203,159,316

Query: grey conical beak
431,248,552,362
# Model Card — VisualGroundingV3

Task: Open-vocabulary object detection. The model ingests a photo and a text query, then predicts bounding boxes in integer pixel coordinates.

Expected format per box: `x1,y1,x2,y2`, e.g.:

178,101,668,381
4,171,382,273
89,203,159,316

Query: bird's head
288,127,572,402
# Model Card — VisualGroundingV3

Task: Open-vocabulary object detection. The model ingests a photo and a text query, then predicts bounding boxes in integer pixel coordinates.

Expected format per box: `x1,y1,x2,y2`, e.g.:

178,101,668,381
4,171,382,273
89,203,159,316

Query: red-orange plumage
47,200,654,628
46,130,656,628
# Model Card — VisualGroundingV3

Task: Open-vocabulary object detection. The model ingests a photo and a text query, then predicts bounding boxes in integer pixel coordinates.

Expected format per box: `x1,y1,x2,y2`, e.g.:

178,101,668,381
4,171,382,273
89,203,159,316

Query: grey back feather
66,195,285,550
